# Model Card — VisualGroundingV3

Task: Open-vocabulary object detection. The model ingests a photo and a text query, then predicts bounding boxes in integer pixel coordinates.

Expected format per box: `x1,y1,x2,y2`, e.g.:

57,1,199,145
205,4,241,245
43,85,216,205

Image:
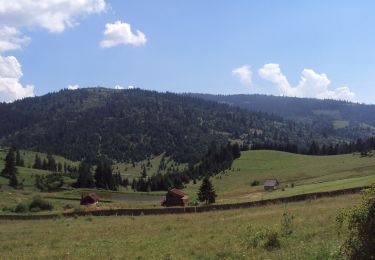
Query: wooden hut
263,179,279,191
161,188,189,207
80,193,100,205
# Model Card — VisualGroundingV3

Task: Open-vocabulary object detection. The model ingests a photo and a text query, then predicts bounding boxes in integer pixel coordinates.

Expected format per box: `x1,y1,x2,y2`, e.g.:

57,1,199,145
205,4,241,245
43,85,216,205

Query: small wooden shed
80,193,100,205
161,188,189,207
263,179,279,191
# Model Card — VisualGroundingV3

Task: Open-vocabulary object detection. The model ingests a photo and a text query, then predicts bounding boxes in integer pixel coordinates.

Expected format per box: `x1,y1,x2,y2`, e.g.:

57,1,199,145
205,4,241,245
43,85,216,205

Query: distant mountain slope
191,94,375,140
0,88,332,163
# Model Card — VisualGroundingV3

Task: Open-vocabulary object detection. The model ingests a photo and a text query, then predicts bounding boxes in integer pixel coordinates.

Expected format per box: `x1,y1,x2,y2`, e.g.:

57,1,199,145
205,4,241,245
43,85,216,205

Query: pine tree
15,149,21,166
94,158,117,190
75,161,94,188
141,166,147,178
8,172,18,188
33,154,42,169
1,149,19,188
197,176,217,204
232,143,241,159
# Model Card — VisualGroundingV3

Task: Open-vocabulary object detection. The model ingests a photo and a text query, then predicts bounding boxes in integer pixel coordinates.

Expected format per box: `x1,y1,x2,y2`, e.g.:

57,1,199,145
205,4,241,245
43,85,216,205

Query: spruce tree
33,154,42,169
15,149,21,166
197,176,217,204
1,149,18,188
94,158,117,190
75,161,94,188
8,171,18,188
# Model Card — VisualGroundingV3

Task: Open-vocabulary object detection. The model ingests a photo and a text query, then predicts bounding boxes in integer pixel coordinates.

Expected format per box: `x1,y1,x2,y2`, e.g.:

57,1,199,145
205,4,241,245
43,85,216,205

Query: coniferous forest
0,88,347,164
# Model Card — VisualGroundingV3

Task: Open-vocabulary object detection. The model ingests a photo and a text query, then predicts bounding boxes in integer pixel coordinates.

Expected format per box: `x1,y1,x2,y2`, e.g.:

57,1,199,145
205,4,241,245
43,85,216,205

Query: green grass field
113,153,186,180
184,150,375,202
0,149,79,170
1,149,375,214
333,120,349,129
0,194,360,259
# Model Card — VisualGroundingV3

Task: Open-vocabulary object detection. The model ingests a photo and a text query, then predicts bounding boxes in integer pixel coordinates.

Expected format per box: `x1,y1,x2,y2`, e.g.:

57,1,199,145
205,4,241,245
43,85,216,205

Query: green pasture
184,150,375,201
0,194,361,259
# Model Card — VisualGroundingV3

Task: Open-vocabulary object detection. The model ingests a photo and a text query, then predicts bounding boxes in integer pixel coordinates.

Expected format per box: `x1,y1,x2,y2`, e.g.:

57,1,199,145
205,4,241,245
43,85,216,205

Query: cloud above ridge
258,63,355,101
0,55,34,102
232,65,252,86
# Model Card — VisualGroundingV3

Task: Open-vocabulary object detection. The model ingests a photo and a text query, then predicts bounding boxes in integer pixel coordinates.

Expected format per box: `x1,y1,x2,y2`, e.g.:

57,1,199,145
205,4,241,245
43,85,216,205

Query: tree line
130,142,241,192
251,136,375,156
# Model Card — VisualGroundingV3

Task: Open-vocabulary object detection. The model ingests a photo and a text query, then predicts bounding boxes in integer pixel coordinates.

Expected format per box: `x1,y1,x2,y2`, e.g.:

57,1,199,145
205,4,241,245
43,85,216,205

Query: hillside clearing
184,150,375,201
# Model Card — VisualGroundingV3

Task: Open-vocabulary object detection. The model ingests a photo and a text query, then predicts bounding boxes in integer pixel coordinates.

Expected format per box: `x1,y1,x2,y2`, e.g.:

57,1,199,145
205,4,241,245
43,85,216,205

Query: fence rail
0,186,369,221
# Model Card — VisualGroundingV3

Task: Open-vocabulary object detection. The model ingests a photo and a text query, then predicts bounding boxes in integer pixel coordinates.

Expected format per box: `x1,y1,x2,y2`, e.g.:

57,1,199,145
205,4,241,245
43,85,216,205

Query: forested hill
0,88,331,163
191,94,375,140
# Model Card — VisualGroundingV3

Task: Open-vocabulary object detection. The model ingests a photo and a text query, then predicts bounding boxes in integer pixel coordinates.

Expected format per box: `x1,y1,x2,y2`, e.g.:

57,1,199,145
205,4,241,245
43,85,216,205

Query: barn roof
263,179,278,187
169,188,186,197
84,193,100,201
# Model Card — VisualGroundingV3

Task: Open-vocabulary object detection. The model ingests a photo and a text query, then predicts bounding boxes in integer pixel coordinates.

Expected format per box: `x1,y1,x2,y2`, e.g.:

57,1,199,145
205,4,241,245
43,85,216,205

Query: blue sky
1,1,375,103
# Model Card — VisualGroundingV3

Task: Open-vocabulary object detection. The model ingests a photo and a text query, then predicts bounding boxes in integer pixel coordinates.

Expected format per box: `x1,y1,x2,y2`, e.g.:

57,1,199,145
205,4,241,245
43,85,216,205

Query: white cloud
128,85,135,89
100,21,147,48
0,55,34,102
258,63,355,101
0,0,107,33
67,84,79,90
232,65,252,86
0,26,30,52
114,84,124,90
0,1,107,100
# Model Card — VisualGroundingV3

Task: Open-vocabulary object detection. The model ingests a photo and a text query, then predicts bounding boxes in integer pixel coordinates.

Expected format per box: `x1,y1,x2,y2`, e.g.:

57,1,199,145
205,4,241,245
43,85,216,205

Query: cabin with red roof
162,188,189,207
80,193,100,205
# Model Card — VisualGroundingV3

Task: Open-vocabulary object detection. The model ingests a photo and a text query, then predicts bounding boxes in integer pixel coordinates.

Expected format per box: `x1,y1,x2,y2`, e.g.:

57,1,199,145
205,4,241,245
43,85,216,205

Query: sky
1,1,375,103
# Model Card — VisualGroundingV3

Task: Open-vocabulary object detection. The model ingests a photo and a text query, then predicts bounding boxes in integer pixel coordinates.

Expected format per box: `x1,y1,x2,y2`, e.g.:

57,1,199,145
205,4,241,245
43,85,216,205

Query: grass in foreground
0,194,359,259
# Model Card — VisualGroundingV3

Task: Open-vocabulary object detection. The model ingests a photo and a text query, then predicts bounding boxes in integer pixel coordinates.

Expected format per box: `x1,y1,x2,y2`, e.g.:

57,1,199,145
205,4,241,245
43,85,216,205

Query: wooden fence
0,185,369,220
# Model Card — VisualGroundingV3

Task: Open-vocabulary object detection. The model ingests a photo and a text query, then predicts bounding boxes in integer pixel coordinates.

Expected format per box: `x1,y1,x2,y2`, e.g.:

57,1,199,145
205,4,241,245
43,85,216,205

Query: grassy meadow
0,194,360,259
113,153,186,180
184,150,375,202
1,148,375,214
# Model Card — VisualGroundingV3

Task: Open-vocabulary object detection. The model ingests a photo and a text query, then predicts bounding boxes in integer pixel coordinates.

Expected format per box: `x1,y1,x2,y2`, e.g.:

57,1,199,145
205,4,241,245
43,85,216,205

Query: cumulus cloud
258,63,355,101
0,1,108,100
0,26,30,52
67,84,79,90
232,65,252,86
114,84,124,90
100,21,147,48
0,55,34,102
128,85,135,89
0,0,107,33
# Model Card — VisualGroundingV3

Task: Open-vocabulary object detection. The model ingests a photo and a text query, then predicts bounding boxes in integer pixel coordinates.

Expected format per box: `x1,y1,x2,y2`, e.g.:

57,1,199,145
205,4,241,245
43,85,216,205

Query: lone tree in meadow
1,148,19,188
197,176,217,204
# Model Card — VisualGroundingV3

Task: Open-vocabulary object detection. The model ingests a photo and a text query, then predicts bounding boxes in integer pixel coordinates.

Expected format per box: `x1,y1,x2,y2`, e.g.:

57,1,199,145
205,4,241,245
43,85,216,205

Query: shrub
14,202,28,213
2,206,13,212
30,207,41,213
337,185,375,259
251,180,260,186
63,203,74,210
243,225,281,251
29,196,53,211
281,211,294,236
188,200,199,206
35,173,64,192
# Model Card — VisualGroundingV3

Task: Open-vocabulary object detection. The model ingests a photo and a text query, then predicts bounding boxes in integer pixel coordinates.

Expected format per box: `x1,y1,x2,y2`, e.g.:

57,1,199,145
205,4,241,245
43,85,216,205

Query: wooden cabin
263,179,279,191
161,188,189,207
80,193,100,205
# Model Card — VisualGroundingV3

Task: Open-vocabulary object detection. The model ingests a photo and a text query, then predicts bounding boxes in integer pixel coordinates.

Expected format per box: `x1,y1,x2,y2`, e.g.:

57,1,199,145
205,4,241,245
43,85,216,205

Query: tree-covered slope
191,94,375,140
0,88,330,163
